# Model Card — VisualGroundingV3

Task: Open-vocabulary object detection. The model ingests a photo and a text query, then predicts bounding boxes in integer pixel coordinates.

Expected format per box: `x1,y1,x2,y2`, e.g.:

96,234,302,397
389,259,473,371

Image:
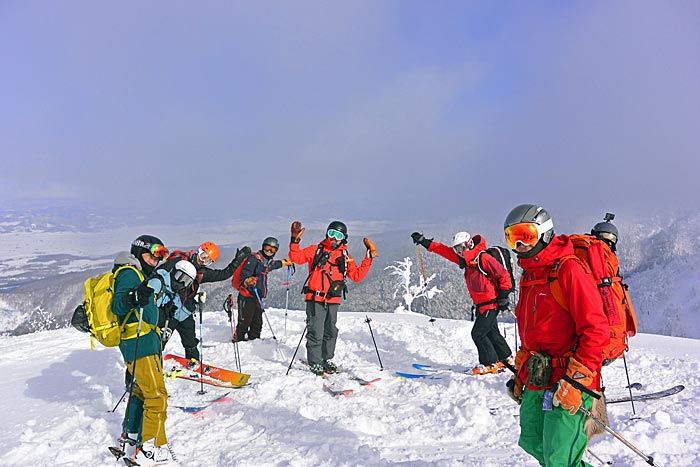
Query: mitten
363,238,378,258
194,290,206,304
124,283,154,309
281,258,293,267
411,232,432,249
291,221,305,244
553,356,596,415
243,276,258,288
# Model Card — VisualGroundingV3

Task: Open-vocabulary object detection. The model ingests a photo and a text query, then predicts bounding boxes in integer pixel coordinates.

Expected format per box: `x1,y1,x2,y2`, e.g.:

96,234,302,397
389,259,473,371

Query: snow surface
0,309,697,467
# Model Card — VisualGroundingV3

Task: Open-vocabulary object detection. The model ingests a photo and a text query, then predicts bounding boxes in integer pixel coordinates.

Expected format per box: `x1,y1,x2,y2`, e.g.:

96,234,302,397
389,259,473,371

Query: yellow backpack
72,265,155,349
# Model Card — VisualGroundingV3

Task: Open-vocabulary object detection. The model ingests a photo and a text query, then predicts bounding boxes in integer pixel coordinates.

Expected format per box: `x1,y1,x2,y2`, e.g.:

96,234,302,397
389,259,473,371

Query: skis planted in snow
172,392,233,414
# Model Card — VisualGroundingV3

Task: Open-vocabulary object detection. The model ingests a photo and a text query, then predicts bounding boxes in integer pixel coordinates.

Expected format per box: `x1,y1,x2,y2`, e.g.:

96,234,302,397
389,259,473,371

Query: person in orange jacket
288,220,376,375
504,204,609,467
412,230,513,374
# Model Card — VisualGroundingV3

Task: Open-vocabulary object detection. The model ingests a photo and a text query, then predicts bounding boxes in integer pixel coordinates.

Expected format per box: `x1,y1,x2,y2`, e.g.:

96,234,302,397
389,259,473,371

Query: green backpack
71,265,154,349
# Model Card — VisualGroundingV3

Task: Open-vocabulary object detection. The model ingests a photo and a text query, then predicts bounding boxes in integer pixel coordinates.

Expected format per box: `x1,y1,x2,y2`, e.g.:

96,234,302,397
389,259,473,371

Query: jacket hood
518,234,574,270
114,252,142,270
461,235,486,263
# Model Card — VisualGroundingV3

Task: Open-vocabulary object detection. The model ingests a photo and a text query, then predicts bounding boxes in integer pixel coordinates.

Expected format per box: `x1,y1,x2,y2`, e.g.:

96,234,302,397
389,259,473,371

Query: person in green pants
503,205,609,466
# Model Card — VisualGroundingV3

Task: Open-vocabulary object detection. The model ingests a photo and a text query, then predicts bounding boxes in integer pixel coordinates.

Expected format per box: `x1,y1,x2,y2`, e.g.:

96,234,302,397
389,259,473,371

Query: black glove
230,246,252,270
124,283,154,309
496,289,511,311
411,232,433,249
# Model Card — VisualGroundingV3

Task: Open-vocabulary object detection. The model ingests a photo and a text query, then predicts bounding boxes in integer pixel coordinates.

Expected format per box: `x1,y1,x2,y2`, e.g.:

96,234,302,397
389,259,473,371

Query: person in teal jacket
111,235,177,465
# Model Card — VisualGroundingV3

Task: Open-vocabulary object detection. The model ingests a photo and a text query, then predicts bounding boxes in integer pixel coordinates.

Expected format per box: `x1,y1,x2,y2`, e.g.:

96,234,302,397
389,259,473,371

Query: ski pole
110,387,129,413
586,448,613,465
578,406,661,466
364,315,384,370
119,306,145,456
416,246,435,324
196,293,206,395
254,288,277,341
225,294,242,372
622,353,637,415
286,325,307,376
284,266,291,338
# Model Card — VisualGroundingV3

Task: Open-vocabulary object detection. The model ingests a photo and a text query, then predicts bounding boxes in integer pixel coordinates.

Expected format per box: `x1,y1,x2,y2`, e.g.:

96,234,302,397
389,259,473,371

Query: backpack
71,265,154,349
476,246,515,293
231,252,264,293
547,234,637,364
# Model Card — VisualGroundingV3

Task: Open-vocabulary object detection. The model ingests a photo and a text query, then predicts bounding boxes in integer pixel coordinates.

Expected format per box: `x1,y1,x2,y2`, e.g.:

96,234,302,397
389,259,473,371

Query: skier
411,230,513,374
503,204,609,467
234,236,292,341
112,235,177,466
288,220,376,375
161,241,250,360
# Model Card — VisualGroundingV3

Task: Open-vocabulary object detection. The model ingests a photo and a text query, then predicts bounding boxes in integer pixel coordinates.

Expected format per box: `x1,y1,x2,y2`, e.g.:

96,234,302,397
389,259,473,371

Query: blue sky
1,1,698,226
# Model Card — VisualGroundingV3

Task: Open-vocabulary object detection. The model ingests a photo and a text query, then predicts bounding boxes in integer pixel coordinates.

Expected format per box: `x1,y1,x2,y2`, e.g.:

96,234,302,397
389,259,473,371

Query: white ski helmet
172,260,197,290
451,232,473,249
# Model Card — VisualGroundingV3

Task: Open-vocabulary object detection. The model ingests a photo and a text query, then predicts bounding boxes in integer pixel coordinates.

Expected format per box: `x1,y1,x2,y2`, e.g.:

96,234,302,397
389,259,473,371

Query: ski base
606,384,684,404
164,353,250,387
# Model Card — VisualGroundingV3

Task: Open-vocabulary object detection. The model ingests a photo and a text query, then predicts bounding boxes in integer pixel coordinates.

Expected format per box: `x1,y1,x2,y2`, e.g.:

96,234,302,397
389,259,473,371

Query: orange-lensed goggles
504,223,541,249
263,245,278,254
149,244,170,259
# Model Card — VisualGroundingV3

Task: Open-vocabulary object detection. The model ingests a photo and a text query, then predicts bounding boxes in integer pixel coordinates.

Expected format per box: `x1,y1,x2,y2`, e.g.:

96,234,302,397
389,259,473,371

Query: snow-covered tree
385,257,442,313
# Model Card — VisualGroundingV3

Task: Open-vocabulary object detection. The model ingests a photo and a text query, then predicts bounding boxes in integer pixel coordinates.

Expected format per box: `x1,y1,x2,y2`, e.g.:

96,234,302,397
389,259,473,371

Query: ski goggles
173,270,194,288
327,229,346,241
504,219,553,249
263,245,278,255
149,244,170,260
453,241,473,254
197,249,213,266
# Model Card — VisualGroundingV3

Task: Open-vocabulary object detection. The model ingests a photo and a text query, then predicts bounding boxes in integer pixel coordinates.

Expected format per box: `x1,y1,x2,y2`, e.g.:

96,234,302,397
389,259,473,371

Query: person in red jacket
504,204,609,467
412,230,513,375
288,220,376,375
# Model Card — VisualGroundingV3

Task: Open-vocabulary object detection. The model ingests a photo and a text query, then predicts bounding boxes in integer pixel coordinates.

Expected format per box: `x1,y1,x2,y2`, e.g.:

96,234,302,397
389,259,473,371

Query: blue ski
395,371,443,379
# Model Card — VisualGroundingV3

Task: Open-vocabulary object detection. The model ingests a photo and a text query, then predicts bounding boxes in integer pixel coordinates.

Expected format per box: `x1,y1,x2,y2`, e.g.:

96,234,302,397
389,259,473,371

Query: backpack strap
113,265,157,340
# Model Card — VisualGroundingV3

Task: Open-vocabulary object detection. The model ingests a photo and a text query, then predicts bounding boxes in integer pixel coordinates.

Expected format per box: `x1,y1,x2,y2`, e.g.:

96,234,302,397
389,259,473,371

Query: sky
1,1,699,226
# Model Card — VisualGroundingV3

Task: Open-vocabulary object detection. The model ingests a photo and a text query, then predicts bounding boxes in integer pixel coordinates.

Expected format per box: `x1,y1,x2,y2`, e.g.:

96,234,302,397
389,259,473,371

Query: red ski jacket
289,238,372,304
516,235,610,390
429,235,512,314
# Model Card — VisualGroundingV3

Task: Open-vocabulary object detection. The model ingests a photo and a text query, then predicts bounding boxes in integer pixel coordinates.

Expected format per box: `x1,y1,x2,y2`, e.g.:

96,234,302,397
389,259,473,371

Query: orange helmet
198,241,220,263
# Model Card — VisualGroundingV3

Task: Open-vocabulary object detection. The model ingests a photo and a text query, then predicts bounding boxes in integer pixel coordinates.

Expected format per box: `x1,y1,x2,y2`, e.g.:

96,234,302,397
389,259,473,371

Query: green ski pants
518,388,593,467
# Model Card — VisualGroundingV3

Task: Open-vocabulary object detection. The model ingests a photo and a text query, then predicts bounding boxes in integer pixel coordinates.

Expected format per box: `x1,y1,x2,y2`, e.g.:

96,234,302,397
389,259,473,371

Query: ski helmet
198,241,220,263
171,260,197,291
591,213,619,251
326,221,348,243
130,234,166,276
261,236,279,257
504,204,555,258
451,232,473,248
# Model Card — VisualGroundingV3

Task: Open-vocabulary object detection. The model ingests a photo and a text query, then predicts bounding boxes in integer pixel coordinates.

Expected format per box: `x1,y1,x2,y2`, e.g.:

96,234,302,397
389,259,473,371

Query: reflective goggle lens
504,223,540,249
263,245,278,254
327,229,345,241
150,244,170,259
173,270,194,287
197,250,212,265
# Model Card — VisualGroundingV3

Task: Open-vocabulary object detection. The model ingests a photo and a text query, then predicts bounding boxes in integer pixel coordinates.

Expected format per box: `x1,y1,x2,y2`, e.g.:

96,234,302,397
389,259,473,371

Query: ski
324,382,355,397
298,359,381,386
395,371,443,379
172,391,233,414
606,384,684,404
165,370,248,389
164,353,250,387
412,362,506,375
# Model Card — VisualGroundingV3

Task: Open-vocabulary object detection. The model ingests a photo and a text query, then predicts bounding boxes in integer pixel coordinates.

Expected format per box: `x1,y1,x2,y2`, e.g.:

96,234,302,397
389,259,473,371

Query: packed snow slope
0,309,698,467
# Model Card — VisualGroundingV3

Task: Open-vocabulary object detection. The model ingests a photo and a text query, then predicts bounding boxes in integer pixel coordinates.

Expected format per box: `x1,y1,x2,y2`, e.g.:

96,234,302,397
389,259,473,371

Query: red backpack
231,252,264,295
547,234,637,364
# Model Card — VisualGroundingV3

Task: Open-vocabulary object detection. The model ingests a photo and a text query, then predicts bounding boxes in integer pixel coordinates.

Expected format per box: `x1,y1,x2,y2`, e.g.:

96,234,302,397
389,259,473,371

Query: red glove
553,356,596,415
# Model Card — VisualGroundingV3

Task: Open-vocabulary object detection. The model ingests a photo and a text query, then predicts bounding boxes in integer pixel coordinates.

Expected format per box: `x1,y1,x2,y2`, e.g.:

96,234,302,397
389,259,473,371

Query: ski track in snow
0,310,697,467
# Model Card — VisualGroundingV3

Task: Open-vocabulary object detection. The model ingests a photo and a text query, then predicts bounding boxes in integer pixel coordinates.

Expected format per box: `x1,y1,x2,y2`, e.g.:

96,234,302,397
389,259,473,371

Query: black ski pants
236,296,263,341
161,314,200,361
471,308,511,366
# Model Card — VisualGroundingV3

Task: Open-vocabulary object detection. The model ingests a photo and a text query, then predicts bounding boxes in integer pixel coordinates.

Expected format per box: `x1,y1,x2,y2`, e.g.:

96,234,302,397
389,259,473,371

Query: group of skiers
109,206,630,467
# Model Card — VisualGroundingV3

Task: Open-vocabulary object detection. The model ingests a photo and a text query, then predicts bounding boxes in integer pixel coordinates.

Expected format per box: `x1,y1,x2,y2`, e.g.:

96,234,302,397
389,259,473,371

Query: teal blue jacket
111,261,161,362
